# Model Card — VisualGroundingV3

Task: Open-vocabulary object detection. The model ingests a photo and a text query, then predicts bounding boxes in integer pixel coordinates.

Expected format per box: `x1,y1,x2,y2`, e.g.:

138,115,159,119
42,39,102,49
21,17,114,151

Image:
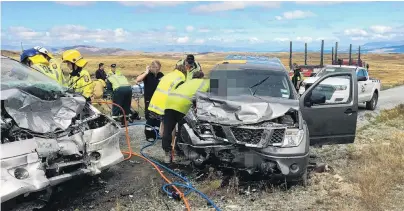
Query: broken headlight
281,129,304,147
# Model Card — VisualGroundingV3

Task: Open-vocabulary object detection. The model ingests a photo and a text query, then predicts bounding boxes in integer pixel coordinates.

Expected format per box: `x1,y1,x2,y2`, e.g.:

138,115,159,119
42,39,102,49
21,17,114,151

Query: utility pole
289,41,293,69
320,40,324,67
331,47,334,65
334,42,338,63
349,44,352,65
304,43,307,65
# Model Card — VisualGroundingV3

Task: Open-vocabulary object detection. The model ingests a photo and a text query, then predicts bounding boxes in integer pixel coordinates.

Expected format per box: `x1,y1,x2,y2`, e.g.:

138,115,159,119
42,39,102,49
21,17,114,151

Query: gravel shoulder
3,86,404,211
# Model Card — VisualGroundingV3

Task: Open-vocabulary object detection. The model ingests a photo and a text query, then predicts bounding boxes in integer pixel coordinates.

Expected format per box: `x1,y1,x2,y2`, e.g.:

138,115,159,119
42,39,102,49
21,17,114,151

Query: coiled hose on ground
93,101,221,211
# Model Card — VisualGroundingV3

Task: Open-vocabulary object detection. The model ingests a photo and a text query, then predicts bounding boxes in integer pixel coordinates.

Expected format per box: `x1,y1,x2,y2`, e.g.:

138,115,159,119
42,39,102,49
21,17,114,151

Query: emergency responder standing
106,66,132,123
61,49,93,102
136,60,164,140
176,54,202,81
20,48,59,82
148,65,187,139
95,63,108,81
162,71,209,163
34,46,66,86
291,63,301,91
108,63,122,76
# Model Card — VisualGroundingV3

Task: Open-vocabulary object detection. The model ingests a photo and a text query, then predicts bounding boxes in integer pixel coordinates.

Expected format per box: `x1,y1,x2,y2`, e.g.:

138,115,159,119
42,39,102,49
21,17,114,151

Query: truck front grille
269,129,285,144
230,127,264,145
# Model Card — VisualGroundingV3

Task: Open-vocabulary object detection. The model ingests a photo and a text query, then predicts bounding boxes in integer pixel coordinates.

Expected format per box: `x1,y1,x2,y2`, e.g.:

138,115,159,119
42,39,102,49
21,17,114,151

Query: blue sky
1,1,404,51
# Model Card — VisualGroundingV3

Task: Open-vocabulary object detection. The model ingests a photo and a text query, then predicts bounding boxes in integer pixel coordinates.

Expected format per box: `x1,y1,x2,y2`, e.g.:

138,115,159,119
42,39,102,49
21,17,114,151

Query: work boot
163,151,171,164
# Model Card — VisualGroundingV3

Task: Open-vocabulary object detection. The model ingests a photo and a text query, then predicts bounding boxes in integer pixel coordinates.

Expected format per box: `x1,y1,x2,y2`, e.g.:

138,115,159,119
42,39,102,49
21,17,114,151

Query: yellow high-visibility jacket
165,79,210,114
176,59,202,81
92,79,106,99
68,69,94,98
49,59,67,86
148,69,186,115
107,74,130,90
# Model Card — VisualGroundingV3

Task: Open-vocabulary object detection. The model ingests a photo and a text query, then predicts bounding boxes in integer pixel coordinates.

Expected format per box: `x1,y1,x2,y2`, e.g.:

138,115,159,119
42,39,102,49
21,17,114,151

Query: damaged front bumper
180,122,309,177
0,118,124,203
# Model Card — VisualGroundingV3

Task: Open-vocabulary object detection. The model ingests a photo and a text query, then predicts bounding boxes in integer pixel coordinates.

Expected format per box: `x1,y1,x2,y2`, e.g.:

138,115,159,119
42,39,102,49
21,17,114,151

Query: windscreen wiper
249,76,270,96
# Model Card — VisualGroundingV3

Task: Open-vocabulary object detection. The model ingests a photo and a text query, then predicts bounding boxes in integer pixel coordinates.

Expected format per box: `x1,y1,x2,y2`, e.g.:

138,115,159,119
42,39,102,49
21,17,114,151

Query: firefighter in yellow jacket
20,48,59,83
176,54,202,81
162,71,209,163
148,64,187,138
105,66,132,121
34,46,67,86
61,49,93,102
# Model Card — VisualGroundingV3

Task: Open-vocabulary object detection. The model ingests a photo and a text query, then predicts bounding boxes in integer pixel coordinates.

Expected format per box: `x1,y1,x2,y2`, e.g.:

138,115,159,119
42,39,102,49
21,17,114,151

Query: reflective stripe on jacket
68,69,94,98
108,74,130,90
49,59,67,86
148,69,186,115
31,63,59,83
176,59,202,81
165,79,210,114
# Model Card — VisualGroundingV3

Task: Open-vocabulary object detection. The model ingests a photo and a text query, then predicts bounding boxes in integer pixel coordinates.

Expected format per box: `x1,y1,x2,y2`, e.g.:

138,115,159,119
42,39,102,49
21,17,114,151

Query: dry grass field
2,50,404,89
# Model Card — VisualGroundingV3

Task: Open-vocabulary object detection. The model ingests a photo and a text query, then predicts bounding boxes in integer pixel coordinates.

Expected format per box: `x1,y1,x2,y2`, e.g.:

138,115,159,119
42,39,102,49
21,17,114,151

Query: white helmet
34,46,53,59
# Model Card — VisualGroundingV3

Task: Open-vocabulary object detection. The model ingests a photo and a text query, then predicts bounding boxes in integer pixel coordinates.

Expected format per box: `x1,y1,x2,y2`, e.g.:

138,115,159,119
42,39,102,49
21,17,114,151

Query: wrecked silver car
0,56,124,203
178,62,359,184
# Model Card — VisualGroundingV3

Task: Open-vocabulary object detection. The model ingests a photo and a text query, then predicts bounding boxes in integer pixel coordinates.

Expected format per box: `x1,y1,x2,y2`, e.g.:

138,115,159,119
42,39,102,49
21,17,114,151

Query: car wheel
366,92,378,110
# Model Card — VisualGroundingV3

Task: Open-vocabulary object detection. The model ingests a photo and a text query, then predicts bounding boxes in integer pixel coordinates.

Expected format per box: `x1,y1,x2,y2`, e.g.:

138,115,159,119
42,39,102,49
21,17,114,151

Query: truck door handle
344,108,355,115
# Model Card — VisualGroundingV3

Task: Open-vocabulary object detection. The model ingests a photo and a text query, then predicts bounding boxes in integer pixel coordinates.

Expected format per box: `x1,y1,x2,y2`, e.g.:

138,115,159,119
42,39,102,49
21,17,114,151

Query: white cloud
351,37,366,41
249,37,261,43
296,36,313,43
282,10,316,20
165,25,176,31
194,39,205,44
198,28,211,33
274,37,290,42
191,1,280,13
56,1,94,6
275,16,283,21
344,28,368,36
118,1,183,7
176,36,189,44
186,26,195,32
8,26,45,40
369,25,393,34
295,1,343,5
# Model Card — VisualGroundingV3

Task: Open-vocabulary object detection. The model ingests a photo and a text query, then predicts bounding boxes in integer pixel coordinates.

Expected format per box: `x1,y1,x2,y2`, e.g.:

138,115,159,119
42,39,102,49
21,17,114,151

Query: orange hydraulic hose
92,100,191,211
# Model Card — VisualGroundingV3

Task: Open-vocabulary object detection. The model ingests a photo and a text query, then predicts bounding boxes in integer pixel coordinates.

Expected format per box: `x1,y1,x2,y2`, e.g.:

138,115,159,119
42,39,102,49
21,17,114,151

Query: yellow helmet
29,54,49,65
61,49,88,68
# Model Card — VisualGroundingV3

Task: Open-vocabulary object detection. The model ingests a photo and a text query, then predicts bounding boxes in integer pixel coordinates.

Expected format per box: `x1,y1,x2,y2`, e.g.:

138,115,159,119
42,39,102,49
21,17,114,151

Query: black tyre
366,92,378,110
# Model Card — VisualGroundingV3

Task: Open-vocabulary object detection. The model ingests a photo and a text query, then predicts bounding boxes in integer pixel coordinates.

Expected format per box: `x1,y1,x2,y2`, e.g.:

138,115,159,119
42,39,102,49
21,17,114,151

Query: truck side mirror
357,76,367,81
304,91,326,107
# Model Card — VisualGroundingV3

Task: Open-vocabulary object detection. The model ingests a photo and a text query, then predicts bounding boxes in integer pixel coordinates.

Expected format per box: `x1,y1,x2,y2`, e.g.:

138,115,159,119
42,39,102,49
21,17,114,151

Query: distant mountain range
2,41,404,55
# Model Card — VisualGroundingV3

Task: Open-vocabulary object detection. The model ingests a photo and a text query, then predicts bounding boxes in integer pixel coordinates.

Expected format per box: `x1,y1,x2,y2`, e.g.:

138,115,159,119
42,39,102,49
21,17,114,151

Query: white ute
299,65,381,110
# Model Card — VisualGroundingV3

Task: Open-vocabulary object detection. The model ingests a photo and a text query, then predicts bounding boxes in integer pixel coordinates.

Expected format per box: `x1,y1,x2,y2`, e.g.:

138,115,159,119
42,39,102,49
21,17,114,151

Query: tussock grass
349,104,404,210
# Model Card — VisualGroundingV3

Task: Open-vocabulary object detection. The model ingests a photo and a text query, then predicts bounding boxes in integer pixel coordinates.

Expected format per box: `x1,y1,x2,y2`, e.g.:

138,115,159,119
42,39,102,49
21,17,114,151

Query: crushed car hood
195,92,299,125
1,88,86,134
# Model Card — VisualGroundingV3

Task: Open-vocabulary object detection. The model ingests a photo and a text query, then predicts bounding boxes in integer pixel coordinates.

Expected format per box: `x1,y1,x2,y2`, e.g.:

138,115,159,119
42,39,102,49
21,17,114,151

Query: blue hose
128,122,221,211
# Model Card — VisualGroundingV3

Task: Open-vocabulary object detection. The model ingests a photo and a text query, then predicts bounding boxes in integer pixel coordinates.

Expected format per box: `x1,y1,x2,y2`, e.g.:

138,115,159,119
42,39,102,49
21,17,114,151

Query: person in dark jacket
291,63,301,91
136,60,164,140
95,63,107,81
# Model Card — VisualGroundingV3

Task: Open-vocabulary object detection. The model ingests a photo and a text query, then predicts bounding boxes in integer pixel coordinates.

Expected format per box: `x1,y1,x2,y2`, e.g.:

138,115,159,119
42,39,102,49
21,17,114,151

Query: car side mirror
357,76,367,81
304,91,326,107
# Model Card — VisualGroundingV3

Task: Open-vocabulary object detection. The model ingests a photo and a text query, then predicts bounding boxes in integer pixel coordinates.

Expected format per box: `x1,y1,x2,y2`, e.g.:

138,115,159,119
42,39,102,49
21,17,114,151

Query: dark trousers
162,109,185,152
144,99,161,139
112,86,132,116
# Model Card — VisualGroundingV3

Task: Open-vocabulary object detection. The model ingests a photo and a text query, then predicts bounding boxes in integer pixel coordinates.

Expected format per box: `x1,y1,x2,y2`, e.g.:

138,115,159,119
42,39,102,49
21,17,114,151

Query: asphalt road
3,86,403,211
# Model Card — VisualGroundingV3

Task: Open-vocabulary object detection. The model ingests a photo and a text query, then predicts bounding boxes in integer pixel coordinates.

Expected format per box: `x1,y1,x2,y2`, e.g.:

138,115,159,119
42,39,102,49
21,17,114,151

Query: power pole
320,40,324,67
334,42,338,63
304,43,307,65
331,47,334,65
289,41,293,69
349,44,352,65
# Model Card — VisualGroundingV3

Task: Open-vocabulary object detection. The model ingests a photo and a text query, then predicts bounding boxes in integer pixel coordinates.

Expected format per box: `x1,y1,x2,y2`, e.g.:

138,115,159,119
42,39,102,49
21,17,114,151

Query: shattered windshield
1,57,67,93
209,69,295,99
316,66,356,77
